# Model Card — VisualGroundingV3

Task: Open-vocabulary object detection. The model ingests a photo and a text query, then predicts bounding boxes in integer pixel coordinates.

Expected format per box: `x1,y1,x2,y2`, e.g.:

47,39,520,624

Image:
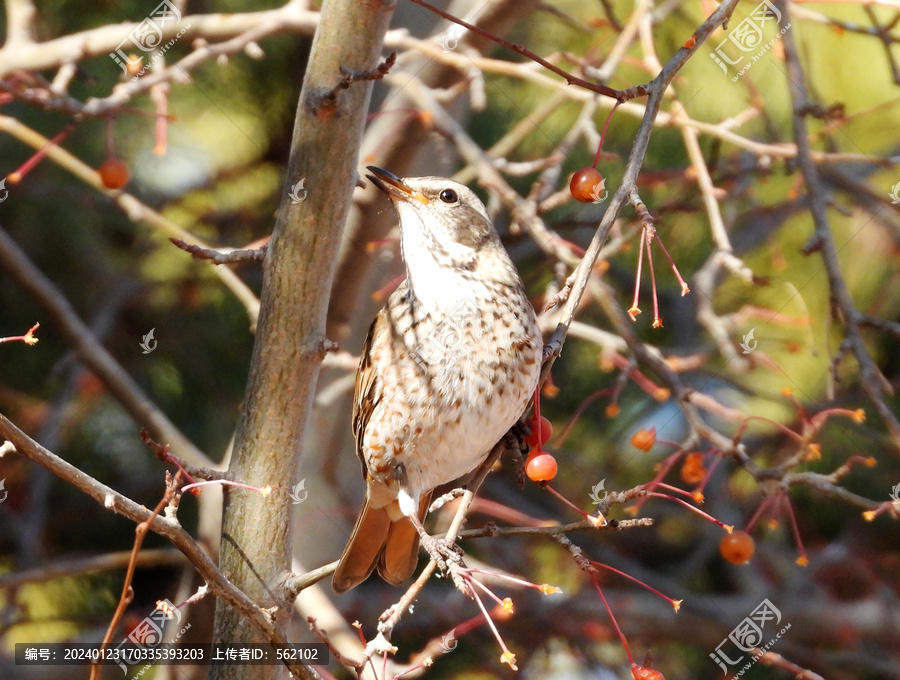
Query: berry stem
593,101,621,168
468,573,518,669
152,84,168,155
743,493,777,533
644,491,733,532
646,229,662,328
629,227,647,320
105,115,116,158
554,388,613,447
545,484,601,523
0,322,40,345
651,231,690,296
8,122,77,183
590,573,635,666
590,561,682,611
779,493,809,565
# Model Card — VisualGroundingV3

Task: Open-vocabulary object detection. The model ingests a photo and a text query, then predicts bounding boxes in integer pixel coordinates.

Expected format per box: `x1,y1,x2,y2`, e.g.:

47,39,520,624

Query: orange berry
525,415,553,448
632,664,665,680
526,452,558,482
720,530,755,564
569,167,605,203
99,158,130,189
605,403,620,417
630,427,656,451
680,452,707,484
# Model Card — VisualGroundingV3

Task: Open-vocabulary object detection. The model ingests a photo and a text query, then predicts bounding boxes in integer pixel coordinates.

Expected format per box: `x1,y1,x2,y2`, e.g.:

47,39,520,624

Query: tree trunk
210,1,396,678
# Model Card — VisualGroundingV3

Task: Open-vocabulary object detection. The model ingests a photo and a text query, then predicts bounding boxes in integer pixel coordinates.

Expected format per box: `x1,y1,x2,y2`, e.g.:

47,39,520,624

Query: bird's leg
398,488,467,591
405,510,463,576
407,511,472,595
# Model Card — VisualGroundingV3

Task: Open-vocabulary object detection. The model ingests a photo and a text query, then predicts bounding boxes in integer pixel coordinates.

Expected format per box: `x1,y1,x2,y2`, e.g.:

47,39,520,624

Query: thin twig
778,0,900,449
91,472,184,680
170,238,268,264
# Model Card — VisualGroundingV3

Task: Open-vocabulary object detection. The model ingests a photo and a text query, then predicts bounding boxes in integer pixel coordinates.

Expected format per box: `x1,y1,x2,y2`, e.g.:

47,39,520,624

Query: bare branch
0,412,319,680
778,0,900,449
0,226,215,468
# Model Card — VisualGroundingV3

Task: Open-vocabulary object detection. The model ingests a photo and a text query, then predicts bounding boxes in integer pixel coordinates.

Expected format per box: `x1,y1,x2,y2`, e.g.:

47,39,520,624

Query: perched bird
332,167,542,593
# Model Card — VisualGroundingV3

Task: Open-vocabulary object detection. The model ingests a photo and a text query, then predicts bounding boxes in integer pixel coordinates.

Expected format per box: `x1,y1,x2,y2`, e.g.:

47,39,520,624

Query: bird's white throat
398,204,486,314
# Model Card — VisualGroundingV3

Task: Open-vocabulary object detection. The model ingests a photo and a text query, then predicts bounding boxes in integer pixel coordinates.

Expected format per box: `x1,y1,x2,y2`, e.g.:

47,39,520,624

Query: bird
332,167,542,593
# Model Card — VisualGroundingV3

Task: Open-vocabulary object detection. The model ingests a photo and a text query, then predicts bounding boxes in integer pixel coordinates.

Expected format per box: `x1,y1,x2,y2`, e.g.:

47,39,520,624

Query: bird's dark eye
439,188,458,203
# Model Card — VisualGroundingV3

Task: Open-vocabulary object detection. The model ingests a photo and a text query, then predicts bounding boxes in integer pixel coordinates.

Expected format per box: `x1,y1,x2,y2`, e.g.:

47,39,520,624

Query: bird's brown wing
352,307,383,477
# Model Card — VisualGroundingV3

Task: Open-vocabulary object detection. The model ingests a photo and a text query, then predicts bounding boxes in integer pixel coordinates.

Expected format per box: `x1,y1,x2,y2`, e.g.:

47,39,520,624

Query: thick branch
211,1,396,679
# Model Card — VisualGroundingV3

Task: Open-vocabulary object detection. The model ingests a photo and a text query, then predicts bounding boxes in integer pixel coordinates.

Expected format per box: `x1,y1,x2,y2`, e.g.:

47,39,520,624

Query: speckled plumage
332,168,541,594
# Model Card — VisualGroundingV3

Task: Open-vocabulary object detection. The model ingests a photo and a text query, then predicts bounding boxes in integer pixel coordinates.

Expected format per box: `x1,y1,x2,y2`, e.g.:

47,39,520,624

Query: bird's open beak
367,166,430,205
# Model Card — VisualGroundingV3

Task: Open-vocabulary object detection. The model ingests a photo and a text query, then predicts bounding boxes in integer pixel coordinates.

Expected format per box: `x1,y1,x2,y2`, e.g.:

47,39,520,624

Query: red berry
632,664,665,680
526,452,558,482
630,427,656,451
720,530,755,564
525,415,553,448
99,158,130,189
569,167,605,203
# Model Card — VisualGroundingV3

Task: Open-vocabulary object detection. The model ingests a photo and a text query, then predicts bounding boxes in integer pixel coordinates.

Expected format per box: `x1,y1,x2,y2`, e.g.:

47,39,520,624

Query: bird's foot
421,533,463,577
421,535,472,596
